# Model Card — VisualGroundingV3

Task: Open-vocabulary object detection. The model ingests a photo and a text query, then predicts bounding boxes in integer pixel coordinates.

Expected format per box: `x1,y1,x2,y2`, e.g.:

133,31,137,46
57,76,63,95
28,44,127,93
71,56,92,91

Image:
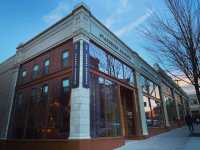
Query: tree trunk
194,83,200,104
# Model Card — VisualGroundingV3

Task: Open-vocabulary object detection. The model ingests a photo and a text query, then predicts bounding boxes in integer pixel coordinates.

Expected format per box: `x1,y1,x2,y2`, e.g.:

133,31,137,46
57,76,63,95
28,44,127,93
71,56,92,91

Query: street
116,126,200,150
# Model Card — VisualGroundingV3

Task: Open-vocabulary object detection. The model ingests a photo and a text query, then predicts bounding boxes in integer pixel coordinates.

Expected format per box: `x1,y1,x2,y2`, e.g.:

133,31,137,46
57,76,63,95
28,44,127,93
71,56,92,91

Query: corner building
0,3,188,150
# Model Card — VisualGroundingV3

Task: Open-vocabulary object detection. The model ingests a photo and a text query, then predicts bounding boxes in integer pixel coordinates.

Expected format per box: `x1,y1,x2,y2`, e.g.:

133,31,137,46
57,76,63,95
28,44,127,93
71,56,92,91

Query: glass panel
42,85,48,96
155,85,160,99
62,51,69,67
90,43,108,73
123,65,134,86
10,92,27,138
149,98,163,127
22,70,27,78
62,79,69,93
26,85,49,138
44,59,50,74
32,64,40,79
149,81,154,96
33,65,39,71
120,86,135,136
90,73,121,138
144,96,152,127
89,42,135,86
165,96,177,125
44,59,50,66
144,95,164,128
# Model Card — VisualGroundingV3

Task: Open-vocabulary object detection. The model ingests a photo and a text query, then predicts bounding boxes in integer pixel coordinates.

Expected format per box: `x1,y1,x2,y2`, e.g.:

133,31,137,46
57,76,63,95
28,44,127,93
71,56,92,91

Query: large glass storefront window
141,76,164,128
90,73,121,137
175,93,185,121
10,92,27,138
162,84,177,125
89,42,135,86
9,78,71,139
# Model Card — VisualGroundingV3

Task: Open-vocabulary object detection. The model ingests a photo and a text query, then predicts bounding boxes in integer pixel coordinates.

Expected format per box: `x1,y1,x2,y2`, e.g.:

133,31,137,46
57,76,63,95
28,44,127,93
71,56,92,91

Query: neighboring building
0,3,188,150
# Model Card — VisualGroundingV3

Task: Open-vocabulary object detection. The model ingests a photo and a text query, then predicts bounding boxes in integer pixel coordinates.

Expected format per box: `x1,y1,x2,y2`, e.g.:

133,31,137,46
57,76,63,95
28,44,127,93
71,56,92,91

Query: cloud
104,0,130,28
115,9,153,37
43,0,73,25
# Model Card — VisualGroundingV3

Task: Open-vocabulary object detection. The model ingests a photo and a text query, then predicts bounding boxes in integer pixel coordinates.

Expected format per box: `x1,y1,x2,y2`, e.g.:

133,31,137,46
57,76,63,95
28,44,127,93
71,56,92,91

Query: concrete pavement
116,126,200,150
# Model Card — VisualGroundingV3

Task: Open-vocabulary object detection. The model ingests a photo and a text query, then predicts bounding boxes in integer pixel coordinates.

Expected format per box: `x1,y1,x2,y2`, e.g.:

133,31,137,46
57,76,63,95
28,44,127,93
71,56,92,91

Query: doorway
120,86,136,137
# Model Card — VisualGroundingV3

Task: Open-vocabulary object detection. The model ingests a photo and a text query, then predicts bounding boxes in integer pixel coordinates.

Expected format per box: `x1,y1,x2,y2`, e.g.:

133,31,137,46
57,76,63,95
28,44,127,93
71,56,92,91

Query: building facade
0,3,188,150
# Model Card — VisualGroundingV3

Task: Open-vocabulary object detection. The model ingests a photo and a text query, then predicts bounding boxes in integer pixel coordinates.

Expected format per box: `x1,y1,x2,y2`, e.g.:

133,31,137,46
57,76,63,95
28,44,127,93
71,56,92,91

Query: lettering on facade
99,34,132,60
72,41,80,88
83,41,90,88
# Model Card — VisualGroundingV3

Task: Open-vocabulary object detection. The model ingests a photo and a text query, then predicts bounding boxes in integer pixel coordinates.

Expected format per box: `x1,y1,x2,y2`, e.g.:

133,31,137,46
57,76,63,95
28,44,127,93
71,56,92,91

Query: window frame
43,58,50,75
61,78,70,94
61,50,69,68
89,41,135,87
32,64,40,79
41,84,48,97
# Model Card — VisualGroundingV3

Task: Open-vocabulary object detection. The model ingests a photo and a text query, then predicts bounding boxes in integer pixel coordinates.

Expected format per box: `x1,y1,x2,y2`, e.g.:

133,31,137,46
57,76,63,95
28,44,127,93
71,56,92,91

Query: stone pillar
69,35,90,139
135,72,148,135
173,90,180,120
182,97,187,116
160,85,170,127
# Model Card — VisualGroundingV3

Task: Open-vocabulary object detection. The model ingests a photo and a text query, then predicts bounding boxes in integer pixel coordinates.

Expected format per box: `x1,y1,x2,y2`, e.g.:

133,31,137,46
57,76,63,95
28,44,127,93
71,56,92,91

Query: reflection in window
32,64,40,79
10,92,27,139
42,85,48,96
123,65,134,85
46,78,71,138
90,43,108,73
62,79,69,93
89,42,135,86
144,95,164,127
44,59,50,74
164,96,177,124
141,75,164,128
31,88,37,102
22,70,27,78
162,83,178,124
20,69,27,84
62,50,69,68
175,93,184,121
90,73,121,138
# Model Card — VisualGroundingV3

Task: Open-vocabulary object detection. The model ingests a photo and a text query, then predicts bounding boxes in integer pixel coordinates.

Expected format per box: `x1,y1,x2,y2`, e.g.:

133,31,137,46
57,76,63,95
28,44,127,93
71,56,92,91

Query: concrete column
173,90,180,120
160,85,170,127
69,35,90,139
135,72,148,135
182,97,187,116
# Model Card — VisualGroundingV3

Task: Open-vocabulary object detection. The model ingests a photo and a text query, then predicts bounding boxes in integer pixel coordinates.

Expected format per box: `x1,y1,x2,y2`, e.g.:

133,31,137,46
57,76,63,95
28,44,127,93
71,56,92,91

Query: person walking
196,116,200,127
185,113,194,133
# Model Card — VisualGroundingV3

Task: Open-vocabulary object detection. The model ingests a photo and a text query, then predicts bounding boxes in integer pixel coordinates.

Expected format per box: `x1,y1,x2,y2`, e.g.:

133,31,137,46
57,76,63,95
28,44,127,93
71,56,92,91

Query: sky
0,0,195,94
0,0,165,64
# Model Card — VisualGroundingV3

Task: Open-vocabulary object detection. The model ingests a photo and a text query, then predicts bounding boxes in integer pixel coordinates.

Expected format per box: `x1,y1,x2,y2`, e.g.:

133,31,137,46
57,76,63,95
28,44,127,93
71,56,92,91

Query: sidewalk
116,126,200,150
184,125,200,150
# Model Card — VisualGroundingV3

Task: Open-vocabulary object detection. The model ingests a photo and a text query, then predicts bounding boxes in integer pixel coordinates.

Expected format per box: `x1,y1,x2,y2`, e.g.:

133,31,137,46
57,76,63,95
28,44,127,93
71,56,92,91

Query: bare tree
144,0,200,103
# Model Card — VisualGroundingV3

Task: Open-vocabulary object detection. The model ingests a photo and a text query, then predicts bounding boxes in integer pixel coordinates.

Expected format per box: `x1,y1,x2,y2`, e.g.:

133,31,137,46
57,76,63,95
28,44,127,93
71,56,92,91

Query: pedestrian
185,113,194,133
196,117,200,127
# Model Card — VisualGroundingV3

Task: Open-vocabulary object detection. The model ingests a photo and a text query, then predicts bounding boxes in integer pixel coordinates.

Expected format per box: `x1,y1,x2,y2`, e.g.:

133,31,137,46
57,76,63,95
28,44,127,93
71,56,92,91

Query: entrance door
120,86,136,137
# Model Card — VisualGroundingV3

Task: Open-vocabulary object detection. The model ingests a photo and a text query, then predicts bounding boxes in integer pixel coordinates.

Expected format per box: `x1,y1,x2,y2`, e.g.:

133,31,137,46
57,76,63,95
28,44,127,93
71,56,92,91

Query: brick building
0,3,188,150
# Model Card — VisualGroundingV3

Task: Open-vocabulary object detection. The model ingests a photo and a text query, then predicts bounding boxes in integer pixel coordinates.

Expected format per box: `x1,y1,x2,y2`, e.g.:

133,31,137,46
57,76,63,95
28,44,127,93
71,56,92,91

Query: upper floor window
62,50,69,68
62,79,70,93
42,84,48,97
32,64,40,79
44,59,50,74
89,42,135,86
22,70,27,78
16,93,23,107
31,88,37,102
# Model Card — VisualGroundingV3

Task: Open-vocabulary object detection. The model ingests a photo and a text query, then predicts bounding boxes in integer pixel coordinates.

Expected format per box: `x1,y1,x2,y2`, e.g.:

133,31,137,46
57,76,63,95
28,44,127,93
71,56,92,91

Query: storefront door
120,86,136,137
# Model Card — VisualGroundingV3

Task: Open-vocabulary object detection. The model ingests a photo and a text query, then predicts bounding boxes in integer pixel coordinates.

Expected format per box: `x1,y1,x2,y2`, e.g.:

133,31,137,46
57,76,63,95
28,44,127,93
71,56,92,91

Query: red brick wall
17,38,73,86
